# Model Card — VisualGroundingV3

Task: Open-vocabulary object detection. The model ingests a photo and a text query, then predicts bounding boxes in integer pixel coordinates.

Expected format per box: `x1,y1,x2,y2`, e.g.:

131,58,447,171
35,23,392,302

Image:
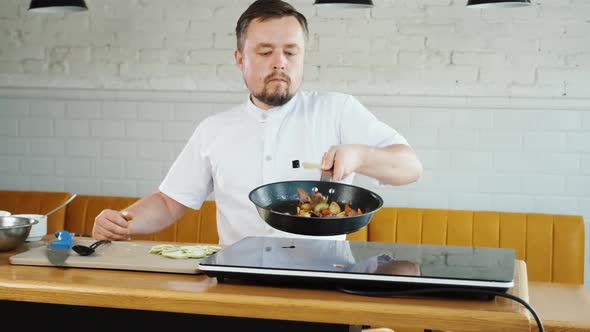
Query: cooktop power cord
337,287,543,332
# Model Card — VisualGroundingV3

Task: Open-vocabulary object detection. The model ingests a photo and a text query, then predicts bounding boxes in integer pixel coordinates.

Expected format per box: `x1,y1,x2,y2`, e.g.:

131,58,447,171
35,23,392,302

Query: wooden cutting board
9,238,213,274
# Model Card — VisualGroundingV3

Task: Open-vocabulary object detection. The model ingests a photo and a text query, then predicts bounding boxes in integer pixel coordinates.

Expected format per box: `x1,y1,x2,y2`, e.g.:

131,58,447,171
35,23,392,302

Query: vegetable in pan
293,187,363,218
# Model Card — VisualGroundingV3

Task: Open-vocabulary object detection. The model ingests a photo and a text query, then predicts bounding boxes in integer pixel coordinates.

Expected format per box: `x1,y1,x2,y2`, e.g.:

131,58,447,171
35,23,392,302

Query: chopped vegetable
328,201,341,214
294,188,363,218
148,244,222,259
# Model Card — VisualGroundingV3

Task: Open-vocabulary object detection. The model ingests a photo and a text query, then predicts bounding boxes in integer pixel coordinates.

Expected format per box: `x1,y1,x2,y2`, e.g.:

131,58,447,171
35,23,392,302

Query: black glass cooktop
199,236,515,293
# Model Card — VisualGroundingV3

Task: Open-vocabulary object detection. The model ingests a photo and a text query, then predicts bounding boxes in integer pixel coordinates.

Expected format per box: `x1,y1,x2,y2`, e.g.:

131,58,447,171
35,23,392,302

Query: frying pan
249,180,383,236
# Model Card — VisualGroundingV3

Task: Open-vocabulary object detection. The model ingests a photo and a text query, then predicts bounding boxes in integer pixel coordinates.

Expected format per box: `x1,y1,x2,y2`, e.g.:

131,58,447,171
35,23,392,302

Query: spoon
44,193,77,217
72,240,111,256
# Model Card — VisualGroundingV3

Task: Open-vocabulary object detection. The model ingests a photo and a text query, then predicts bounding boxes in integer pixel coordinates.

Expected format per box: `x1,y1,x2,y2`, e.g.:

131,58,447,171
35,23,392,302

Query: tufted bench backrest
0,190,71,234
365,207,585,285
3,191,583,285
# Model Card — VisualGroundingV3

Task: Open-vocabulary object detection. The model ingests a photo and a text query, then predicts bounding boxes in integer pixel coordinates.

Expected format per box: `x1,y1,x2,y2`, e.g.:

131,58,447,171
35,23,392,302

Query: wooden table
0,240,533,332
528,282,590,332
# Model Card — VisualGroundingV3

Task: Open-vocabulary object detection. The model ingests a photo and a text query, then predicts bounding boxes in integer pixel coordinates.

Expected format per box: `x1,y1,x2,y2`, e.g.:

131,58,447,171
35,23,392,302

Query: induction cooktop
198,236,515,294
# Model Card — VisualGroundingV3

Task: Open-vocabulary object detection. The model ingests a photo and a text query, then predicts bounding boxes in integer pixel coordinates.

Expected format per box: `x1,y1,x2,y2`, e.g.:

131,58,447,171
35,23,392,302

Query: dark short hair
235,0,309,51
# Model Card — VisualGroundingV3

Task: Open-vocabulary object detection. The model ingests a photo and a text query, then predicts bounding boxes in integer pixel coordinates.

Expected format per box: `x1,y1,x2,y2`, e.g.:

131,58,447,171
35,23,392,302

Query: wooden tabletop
0,240,533,332
528,281,590,332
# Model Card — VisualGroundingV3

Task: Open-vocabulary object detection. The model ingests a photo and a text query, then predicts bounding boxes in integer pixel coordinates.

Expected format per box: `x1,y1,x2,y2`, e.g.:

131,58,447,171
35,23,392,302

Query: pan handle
320,169,332,182
299,161,333,182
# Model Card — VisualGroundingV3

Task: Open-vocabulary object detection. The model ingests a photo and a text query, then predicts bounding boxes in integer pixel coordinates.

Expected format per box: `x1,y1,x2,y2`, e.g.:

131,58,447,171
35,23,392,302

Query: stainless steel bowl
0,216,39,252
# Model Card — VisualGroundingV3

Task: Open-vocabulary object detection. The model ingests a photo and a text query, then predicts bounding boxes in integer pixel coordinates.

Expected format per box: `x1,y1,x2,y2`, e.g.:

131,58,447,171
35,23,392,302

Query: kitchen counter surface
0,239,534,332
528,281,590,332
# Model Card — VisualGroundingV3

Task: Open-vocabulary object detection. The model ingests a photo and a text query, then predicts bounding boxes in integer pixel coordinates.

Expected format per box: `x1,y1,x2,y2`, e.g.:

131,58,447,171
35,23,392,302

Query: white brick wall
0,0,589,288
0,0,587,96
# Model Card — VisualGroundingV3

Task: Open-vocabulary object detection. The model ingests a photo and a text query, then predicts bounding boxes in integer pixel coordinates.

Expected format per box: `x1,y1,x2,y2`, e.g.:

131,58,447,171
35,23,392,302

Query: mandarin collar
245,91,300,122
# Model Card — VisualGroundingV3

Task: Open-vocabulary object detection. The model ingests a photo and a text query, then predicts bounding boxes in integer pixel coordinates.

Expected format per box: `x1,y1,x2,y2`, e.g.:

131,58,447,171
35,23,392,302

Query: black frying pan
248,180,383,236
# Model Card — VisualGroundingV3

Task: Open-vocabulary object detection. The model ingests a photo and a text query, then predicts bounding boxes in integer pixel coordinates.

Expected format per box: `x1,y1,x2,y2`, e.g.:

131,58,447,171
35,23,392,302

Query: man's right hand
92,209,132,241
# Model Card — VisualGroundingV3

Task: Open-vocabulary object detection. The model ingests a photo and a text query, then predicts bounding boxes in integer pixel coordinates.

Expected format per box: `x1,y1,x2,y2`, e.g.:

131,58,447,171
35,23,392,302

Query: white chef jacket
159,90,409,245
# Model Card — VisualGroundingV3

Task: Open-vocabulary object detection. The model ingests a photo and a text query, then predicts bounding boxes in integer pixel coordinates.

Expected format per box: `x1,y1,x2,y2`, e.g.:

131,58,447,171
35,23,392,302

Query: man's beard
251,73,294,107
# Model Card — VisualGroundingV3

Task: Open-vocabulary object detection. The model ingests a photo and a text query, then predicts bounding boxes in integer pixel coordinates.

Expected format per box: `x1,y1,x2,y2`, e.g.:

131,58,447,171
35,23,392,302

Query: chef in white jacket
92,0,422,245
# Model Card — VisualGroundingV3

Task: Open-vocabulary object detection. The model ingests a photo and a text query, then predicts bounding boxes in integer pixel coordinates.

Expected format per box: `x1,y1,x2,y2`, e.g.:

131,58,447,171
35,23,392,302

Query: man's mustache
264,73,291,84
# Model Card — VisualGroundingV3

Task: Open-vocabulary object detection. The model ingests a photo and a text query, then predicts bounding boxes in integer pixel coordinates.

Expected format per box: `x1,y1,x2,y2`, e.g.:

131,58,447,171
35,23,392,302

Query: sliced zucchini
149,244,222,259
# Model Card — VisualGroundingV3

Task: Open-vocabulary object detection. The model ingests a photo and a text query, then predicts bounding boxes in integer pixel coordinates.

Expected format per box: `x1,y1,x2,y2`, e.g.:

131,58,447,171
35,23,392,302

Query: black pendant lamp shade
313,0,374,8
467,0,531,8
28,0,88,13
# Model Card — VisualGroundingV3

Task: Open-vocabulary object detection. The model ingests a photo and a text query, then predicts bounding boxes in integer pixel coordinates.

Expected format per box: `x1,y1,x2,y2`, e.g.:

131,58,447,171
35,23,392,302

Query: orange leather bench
65,195,586,285
0,190,585,285
362,207,585,285
0,190,71,234
64,194,218,244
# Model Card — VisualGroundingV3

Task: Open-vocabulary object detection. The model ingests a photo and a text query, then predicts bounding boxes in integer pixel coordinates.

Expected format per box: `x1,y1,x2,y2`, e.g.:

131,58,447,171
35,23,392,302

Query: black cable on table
337,287,543,332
